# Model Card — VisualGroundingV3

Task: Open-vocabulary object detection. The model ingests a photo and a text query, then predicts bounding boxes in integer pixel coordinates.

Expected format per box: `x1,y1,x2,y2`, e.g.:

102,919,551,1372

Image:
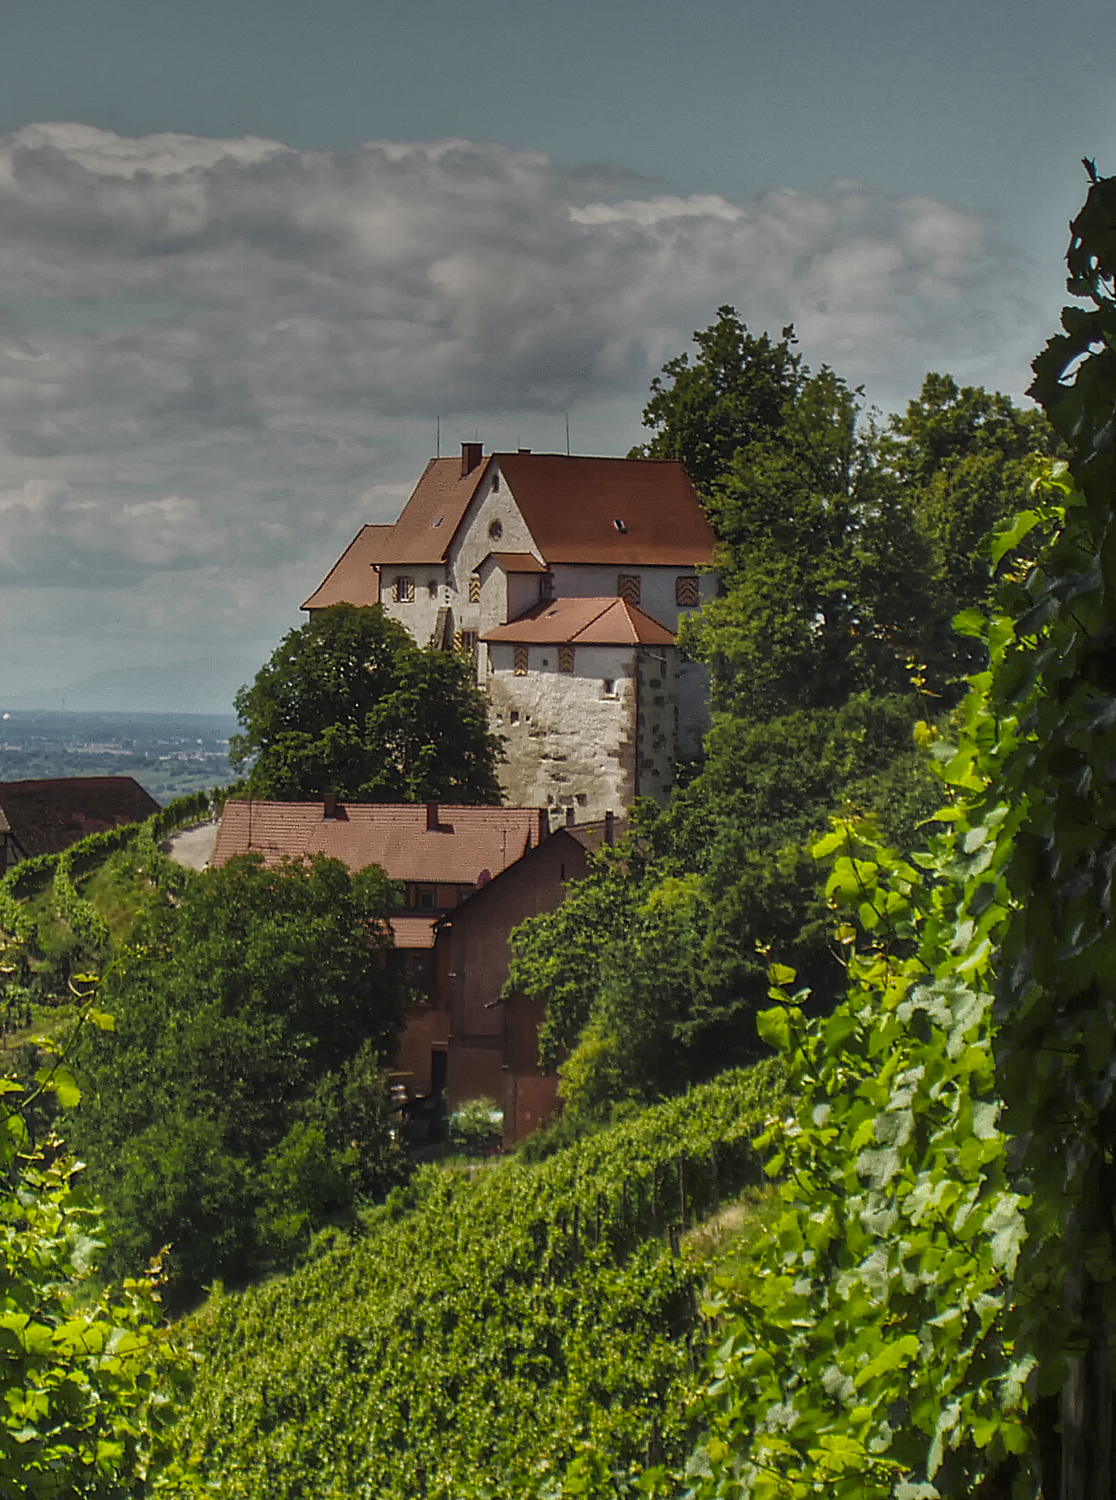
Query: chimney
537,808,549,844
426,800,440,831
461,441,483,477
517,447,531,454
604,810,615,846
565,805,575,826
323,792,337,820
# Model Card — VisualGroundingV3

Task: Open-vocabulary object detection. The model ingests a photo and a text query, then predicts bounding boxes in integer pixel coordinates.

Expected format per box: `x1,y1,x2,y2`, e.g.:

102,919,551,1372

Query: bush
447,1096,503,1155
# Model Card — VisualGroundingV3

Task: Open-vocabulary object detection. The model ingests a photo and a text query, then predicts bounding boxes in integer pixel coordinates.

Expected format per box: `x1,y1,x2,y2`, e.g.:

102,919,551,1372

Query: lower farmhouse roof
482,596,676,646
0,777,159,859
211,801,545,885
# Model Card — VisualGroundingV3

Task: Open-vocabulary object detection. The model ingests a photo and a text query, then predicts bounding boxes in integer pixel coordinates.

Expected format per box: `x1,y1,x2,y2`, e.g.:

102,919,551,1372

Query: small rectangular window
539,573,555,600
459,630,478,652
602,678,616,697
558,645,575,673
514,645,529,676
469,572,481,603
675,575,700,607
617,573,641,605
393,575,414,603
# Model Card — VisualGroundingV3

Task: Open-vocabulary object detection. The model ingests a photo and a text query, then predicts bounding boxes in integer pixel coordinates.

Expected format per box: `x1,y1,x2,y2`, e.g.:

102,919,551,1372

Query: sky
0,0,1111,712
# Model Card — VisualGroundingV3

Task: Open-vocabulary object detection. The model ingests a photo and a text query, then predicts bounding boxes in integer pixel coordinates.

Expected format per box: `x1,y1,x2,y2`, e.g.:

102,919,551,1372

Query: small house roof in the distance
496,453,715,567
482,596,675,647
301,525,392,610
211,800,547,885
0,777,159,859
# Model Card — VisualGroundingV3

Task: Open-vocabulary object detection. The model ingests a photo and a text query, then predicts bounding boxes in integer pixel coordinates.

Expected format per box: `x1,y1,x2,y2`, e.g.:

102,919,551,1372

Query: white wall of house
446,463,541,663
544,564,716,632
381,563,448,647
487,641,637,822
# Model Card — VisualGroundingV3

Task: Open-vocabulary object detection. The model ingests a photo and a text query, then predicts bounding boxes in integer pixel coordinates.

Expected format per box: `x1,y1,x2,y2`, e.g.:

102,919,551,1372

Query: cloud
0,122,1042,700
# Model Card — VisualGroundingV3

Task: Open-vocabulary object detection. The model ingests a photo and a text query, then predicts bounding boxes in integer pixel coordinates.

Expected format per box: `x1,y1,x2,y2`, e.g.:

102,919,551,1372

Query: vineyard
168,1063,785,1500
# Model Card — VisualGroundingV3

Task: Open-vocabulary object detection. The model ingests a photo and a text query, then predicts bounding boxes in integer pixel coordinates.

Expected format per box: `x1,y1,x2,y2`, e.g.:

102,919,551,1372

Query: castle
303,444,717,823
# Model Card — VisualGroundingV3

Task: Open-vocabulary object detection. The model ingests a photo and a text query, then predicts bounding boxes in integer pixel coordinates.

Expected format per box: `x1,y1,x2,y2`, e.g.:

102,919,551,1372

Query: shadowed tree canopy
882,372,1062,611
629,305,803,491
231,604,504,803
70,852,406,1304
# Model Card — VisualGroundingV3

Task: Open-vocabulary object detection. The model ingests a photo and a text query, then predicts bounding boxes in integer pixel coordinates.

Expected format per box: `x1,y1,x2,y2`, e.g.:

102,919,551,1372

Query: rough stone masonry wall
486,642,637,822
635,646,680,801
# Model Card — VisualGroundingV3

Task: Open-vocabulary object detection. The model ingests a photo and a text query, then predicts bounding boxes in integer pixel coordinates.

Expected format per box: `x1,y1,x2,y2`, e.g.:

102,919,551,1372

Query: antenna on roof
436,416,441,458
565,412,570,456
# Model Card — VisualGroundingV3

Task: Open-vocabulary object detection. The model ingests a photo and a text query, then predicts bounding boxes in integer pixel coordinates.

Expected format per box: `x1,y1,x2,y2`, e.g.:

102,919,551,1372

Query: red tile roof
0,777,159,859
390,915,439,950
211,801,545,884
497,454,715,566
301,525,392,609
487,551,547,573
374,457,491,565
482,597,675,646
309,454,713,588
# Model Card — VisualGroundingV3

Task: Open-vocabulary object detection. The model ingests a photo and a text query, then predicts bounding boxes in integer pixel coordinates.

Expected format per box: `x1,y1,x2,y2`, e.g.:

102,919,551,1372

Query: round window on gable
488,519,503,541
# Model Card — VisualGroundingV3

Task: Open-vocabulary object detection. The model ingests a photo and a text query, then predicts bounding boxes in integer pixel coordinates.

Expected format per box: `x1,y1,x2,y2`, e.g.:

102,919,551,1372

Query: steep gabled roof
482,596,675,646
211,801,545,884
485,551,547,573
496,454,715,566
0,777,159,859
301,525,392,609
374,457,491,566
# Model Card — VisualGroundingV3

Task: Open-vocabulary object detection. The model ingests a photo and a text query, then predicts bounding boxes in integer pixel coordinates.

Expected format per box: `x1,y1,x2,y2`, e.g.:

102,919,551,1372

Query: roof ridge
568,598,620,641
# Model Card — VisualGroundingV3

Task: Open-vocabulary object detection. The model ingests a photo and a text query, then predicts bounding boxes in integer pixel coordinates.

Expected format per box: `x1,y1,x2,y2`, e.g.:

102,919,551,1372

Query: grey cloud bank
0,122,1050,710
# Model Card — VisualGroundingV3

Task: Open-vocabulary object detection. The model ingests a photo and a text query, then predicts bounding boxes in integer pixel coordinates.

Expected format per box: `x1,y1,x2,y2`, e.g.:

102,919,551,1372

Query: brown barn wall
504,1071,561,1149
394,1003,450,1096
445,829,592,1128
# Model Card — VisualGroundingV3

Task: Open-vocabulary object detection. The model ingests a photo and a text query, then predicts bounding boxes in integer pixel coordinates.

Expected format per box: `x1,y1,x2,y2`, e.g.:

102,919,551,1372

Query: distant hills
2,659,258,716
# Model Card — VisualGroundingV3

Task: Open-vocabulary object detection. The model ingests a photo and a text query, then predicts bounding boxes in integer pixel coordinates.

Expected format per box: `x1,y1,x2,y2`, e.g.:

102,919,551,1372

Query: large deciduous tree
688,364,940,718
630,305,802,491
71,852,405,1305
231,603,504,804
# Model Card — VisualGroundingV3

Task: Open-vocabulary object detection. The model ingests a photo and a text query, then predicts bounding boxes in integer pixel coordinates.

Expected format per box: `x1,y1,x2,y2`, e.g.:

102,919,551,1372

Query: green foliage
883,373,1060,608
230,603,504,803
686,365,942,719
447,1096,503,1155
0,968,193,1497
509,698,941,1117
686,806,1028,1499
992,170,1116,1486
0,789,225,980
679,172,1116,1500
69,853,406,1305
881,372,1061,684
167,1064,786,1500
630,307,803,491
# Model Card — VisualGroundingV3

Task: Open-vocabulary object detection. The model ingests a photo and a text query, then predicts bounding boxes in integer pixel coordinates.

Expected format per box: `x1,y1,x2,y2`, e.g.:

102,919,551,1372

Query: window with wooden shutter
513,645,528,676
617,573,641,605
393,575,414,603
675,574,700,607
558,645,575,673
469,572,481,603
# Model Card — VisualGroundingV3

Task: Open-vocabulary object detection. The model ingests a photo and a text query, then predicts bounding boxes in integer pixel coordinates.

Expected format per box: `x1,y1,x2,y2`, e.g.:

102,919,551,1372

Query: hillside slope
171,1064,785,1500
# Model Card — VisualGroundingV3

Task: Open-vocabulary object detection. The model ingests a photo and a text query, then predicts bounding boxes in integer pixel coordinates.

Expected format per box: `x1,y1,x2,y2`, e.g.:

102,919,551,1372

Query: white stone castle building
303,443,717,823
